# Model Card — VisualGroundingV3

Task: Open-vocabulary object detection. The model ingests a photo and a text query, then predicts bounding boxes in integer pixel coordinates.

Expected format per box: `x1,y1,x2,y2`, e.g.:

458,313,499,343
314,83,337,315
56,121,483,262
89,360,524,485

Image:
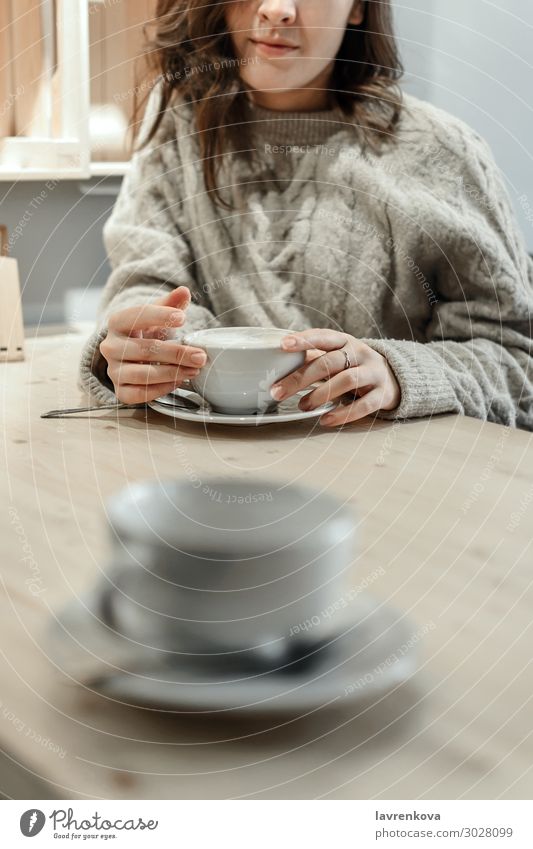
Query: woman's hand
99,286,208,404
271,329,401,427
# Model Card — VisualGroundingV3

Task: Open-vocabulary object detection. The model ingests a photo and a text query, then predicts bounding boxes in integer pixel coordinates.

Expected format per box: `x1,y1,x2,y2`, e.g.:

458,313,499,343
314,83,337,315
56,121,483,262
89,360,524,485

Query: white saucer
148,387,336,427
49,589,418,716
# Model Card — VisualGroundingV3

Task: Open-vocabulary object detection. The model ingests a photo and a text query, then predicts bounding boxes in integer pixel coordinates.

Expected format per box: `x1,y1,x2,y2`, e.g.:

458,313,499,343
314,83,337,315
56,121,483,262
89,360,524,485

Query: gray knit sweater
79,89,533,428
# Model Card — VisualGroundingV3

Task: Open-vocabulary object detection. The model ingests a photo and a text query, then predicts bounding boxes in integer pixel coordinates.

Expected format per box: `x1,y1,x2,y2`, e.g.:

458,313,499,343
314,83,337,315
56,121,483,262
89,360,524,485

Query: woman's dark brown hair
133,0,404,206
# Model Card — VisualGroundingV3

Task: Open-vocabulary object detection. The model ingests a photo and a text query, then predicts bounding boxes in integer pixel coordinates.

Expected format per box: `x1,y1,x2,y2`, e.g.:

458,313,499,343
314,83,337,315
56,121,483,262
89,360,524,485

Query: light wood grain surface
1,331,532,800
0,3,14,138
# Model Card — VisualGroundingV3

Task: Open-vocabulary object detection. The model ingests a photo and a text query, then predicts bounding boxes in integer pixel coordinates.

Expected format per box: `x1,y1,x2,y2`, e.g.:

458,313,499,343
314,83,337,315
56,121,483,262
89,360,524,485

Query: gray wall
0,178,117,325
395,0,533,247
1,0,532,325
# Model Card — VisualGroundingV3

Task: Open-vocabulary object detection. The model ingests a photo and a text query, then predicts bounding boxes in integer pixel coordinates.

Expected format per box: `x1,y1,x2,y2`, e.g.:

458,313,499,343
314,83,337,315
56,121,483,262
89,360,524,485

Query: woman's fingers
101,289,204,405
141,325,177,342
101,336,207,367
304,348,326,363
299,366,375,409
115,381,188,405
320,388,385,427
281,328,355,353
154,285,191,310
272,349,357,400
108,362,200,387
108,305,187,336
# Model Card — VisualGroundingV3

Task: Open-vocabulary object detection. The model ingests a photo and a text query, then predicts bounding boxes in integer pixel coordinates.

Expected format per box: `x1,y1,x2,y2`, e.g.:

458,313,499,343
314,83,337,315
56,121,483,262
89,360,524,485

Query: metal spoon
41,392,203,418
41,402,146,418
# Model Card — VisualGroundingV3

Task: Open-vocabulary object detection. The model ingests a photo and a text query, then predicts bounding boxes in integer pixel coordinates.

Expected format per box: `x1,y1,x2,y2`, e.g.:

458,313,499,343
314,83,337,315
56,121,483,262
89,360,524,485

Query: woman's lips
250,39,299,58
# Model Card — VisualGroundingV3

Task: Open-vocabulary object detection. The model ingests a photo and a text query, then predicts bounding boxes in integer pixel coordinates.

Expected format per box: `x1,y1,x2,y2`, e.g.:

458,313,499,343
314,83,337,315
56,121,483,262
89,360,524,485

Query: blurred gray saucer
50,588,418,715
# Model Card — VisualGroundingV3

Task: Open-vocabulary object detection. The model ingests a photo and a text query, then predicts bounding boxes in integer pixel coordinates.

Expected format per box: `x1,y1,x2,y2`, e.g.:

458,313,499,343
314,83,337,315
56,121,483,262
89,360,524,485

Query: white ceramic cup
183,326,306,414
105,478,357,666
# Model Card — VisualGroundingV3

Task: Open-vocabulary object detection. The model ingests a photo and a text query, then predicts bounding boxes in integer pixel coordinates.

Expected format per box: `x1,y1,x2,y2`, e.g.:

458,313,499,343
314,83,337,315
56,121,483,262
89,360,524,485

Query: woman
80,0,533,428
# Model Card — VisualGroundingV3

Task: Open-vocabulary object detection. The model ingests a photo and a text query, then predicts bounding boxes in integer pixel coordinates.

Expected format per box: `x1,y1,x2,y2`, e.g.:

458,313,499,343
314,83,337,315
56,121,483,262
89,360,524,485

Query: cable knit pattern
78,89,533,428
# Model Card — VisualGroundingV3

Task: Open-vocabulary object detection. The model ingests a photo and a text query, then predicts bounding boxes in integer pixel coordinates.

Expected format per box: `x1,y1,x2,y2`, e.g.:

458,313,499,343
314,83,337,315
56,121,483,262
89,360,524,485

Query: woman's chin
242,69,302,93
242,78,311,108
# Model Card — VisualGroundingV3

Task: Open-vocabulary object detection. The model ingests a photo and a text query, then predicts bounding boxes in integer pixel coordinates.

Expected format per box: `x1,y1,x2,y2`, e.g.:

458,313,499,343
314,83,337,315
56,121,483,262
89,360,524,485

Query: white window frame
0,0,90,181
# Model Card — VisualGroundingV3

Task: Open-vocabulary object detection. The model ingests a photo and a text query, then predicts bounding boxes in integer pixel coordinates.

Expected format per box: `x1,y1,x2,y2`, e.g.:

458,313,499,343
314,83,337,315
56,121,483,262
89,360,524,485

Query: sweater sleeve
78,92,217,405
364,124,533,429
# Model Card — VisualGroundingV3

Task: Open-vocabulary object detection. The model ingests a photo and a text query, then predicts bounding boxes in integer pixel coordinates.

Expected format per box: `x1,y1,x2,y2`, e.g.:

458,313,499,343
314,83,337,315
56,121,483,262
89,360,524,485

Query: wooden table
1,329,533,800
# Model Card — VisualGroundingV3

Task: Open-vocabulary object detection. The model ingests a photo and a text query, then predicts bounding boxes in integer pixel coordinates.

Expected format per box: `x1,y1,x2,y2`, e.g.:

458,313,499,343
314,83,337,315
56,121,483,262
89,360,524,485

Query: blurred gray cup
104,478,357,668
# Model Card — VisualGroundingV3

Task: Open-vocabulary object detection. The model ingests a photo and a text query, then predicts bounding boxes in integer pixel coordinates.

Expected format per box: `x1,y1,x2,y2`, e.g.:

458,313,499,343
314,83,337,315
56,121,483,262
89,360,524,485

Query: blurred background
0,0,532,327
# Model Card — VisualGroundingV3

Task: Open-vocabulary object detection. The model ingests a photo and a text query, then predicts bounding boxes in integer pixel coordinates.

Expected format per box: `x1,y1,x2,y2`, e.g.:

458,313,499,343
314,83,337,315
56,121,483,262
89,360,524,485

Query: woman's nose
257,0,297,25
